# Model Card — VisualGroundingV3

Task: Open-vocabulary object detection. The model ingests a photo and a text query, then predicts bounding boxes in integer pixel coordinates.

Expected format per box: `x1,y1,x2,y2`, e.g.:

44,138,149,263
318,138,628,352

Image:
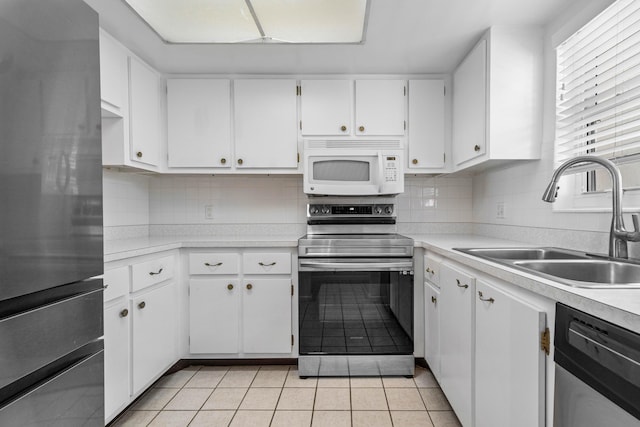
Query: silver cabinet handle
205,262,223,267
431,296,437,304
478,291,495,303
138,301,146,309
259,262,276,267
120,308,129,318
456,279,469,289
149,268,163,276
246,283,253,290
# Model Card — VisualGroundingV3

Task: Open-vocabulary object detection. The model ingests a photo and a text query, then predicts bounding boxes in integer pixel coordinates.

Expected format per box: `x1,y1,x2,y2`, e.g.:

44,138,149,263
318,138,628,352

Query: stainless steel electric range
297,203,415,377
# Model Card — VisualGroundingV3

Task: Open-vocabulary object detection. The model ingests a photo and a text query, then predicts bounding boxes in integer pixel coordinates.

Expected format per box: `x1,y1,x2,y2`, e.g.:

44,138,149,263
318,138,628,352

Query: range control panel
308,204,394,217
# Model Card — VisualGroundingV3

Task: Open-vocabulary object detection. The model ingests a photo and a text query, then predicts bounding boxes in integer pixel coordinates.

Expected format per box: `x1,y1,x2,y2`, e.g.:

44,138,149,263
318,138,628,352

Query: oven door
298,258,413,356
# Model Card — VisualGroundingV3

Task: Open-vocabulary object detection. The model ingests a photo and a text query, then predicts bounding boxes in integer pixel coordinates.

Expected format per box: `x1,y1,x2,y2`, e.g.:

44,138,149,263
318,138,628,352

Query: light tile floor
111,365,462,427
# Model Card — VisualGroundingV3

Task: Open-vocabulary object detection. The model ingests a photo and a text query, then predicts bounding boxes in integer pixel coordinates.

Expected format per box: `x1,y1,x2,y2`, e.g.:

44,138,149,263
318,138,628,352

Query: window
556,0,640,194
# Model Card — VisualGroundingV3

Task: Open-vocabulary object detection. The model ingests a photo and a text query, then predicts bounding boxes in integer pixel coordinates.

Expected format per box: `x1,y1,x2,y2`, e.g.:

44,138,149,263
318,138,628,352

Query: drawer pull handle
358,125,365,132
149,268,163,276
246,283,253,290
120,308,129,318
136,151,143,158
138,301,146,309
431,296,437,304
205,262,223,267
412,159,418,165
259,262,276,267
340,125,347,132
474,144,481,152
478,291,495,303
237,158,243,165
426,267,432,273
456,279,469,289
227,284,234,290
220,158,226,164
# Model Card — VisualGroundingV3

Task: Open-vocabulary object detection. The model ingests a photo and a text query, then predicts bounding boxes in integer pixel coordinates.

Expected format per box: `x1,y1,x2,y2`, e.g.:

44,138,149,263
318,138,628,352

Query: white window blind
556,0,640,168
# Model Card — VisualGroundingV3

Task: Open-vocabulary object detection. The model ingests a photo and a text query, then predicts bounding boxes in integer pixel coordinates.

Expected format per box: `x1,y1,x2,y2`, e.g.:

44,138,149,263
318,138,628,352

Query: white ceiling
84,0,582,75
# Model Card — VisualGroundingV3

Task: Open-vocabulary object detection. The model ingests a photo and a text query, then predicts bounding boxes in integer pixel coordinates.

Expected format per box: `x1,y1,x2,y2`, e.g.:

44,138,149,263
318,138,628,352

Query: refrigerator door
0,0,103,302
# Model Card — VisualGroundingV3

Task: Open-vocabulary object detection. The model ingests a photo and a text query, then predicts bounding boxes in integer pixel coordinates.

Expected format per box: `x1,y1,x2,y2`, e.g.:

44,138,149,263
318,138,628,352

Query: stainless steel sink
514,259,640,288
454,247,640,288
460,247,589,260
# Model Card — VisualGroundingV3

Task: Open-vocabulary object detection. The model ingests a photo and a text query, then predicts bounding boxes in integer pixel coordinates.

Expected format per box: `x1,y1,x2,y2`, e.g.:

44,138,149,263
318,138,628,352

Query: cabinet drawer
189,253,239,275
104,266,130,302
424,253,442,287
243,252,291,275
131,256,174,292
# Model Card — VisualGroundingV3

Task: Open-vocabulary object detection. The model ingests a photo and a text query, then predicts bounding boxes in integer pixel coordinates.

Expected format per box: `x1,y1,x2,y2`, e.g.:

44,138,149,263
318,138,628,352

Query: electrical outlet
204,205,214,219
496,202,505,219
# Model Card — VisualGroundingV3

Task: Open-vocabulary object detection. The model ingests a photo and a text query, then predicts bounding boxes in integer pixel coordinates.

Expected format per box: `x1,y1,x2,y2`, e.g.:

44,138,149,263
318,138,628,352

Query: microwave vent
306,140,402,150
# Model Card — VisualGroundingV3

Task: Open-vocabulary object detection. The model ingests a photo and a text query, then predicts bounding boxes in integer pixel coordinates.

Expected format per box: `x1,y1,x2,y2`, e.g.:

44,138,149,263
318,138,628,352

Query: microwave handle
378,152,385,193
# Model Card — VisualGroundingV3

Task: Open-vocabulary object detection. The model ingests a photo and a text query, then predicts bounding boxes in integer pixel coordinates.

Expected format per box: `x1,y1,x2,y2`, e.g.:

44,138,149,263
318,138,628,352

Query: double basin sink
455,247,640,289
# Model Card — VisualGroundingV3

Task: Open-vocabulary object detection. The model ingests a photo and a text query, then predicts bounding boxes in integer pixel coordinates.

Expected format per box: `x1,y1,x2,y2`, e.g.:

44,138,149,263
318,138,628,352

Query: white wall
470,0,640,256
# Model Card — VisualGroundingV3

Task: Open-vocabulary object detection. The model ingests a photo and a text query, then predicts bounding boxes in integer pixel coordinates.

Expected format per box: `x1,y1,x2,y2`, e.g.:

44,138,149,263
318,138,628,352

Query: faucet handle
632,213,640,232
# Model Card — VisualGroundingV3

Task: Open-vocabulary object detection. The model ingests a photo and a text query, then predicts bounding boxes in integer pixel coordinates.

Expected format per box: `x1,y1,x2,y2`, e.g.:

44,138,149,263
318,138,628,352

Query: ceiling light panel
124,0,261,43
124,0,368,44
250,0,368,43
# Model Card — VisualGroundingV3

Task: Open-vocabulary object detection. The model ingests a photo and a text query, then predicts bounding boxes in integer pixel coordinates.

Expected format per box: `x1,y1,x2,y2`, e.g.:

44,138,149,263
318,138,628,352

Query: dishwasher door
554,303,640,427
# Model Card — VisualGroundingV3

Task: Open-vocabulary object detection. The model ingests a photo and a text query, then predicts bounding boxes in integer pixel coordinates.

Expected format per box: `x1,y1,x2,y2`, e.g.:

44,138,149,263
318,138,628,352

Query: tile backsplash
102,172,474,238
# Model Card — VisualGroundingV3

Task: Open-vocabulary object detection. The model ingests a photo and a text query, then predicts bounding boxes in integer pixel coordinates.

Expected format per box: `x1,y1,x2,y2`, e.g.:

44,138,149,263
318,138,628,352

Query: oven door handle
299,260,413,271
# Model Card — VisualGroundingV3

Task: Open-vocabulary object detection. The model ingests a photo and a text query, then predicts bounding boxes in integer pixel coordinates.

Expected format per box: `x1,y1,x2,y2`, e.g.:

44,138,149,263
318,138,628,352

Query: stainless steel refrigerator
0,0,104,425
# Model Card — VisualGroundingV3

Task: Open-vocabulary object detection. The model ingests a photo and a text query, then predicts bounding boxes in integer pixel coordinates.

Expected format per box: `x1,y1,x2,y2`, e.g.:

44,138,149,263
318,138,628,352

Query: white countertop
104,235,300,262
105,232,640,334
410,233,640,335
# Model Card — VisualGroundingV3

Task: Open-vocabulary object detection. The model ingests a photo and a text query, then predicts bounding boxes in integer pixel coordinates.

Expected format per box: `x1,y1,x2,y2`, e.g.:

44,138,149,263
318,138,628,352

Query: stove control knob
374,205,383,215
384,205,394,215
321,205,331,214
309,205,319,215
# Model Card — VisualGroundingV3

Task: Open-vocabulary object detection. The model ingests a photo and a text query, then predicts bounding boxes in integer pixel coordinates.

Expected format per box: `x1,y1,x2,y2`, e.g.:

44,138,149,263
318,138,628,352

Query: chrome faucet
542,155,640,259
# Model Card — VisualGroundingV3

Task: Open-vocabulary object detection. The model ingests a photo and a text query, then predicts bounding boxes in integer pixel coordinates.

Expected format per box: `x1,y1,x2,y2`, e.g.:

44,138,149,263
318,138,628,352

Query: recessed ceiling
85,0,589,74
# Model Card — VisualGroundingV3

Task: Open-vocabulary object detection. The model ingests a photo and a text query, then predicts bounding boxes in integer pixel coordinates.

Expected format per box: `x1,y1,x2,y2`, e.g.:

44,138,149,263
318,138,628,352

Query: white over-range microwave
303,140,404,196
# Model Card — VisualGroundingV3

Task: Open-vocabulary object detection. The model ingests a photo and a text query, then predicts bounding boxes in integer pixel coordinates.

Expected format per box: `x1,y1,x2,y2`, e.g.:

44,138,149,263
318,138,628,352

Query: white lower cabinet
433,258,550,427
475,279,546,427
131,281,178,395
242,279,292,354
188,250,294,356
439,262,476,427
424,281,441,381
103,298,130,422
189,279,240,353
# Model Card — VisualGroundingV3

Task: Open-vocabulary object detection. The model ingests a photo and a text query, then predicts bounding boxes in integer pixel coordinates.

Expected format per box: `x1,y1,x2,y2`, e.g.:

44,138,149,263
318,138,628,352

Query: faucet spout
541,155,638,258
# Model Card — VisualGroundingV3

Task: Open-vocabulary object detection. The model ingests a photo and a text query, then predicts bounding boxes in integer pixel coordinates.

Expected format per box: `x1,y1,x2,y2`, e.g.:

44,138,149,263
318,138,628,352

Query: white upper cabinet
453,40,487,166
167,79,231,168
233,79,298,169
128,57,162,168
408,79,446,170
99,30,127,117
452,26,543,171
300,80,352,136
355,79,406,136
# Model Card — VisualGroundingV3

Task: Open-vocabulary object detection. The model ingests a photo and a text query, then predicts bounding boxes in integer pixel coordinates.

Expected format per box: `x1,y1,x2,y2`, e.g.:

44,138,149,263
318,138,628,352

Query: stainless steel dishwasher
554,303,640,426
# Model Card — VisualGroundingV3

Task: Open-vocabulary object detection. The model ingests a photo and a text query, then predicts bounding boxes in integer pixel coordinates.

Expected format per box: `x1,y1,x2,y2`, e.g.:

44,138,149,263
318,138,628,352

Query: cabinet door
129,57,161,167
424,282,441,381
99,30,127,117
300,80,352,136
475,280,545,427
408,80,445,169
439,263,475,427
189,279,240,354
234,79,298,169
453,39,487,166
242,279,292,354
355,80,406,136
131,282,177,394
167,79,231,168
104,300,130,423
